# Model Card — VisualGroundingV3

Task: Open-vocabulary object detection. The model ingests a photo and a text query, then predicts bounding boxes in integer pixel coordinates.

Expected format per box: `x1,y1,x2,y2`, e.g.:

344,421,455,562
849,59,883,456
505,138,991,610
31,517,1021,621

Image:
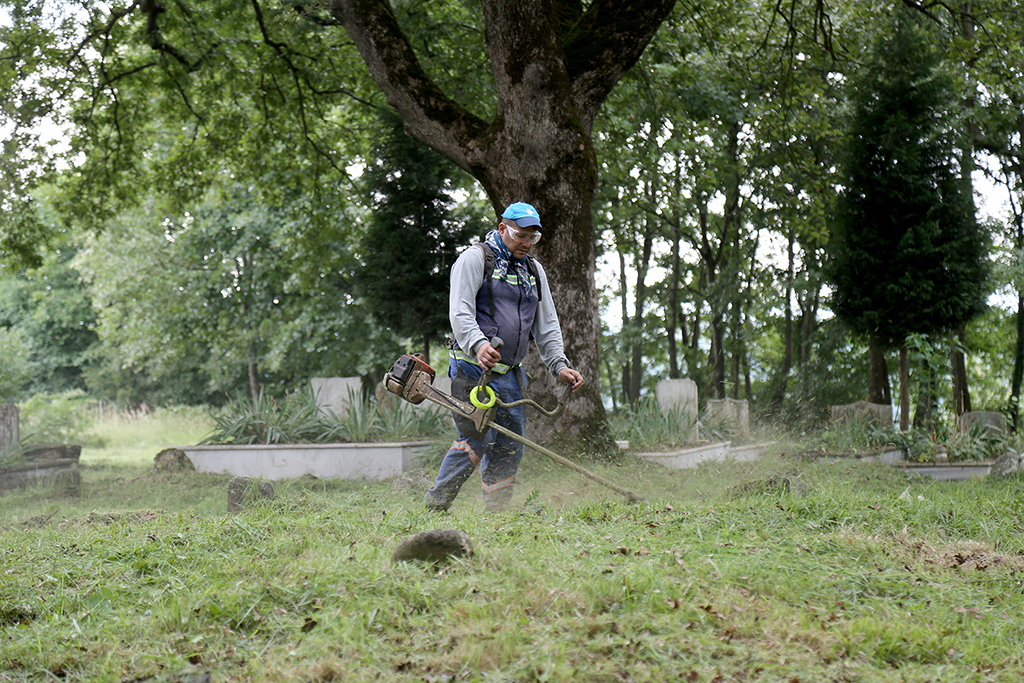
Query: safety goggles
504,224,542,245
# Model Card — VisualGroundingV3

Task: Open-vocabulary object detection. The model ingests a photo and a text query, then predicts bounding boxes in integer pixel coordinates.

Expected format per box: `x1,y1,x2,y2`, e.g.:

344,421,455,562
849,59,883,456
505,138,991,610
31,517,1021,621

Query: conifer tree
827,6,989,409
357,111,480,361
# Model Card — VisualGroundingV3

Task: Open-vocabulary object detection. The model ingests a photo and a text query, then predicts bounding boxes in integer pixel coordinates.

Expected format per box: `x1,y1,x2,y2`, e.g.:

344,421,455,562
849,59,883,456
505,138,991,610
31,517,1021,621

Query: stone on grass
989,451,1022,480
227,476,275,512
154,448,194,472
392,528,473,564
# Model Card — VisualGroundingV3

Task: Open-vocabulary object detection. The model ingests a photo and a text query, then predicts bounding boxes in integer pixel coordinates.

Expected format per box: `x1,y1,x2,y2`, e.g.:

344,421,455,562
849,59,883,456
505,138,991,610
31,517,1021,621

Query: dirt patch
907,538,1024,572
57,509,161,528
845,532,1024,573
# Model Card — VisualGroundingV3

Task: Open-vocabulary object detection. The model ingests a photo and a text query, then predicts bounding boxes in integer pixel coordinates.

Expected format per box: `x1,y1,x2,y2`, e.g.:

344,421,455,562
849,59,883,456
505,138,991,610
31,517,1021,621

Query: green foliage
610,397,698,451
203,389,329,446
827,6,990,348
804,414,1012,464
356,109,481,350
944,421,1009,463
17,390,99,447
804,418,911,458
0,246,99,397
76,189,408,406
3,449,1024,681
0,326,33,401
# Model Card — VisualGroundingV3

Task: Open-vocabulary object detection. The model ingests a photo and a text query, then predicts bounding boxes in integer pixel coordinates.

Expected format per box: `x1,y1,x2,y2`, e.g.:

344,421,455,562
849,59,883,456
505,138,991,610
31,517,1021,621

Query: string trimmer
382,344,643,503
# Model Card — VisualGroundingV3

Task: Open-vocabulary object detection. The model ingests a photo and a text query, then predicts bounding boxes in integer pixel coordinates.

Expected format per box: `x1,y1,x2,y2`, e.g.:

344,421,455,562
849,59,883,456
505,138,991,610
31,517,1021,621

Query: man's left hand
558,368,584,392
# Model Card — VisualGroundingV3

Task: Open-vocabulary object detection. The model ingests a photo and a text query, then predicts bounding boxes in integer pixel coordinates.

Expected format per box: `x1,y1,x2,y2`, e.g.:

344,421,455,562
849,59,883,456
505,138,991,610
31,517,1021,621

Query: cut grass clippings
2,448,1024,682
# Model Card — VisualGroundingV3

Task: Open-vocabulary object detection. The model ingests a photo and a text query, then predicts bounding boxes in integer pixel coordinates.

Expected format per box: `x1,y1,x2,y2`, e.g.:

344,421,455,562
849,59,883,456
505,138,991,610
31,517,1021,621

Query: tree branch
328,0,488,174
561,0,678,127
140,0,206,71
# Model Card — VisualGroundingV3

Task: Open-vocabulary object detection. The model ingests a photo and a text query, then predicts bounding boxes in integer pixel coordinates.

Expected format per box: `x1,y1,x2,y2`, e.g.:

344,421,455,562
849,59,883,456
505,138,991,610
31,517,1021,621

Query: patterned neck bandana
485,229,535,302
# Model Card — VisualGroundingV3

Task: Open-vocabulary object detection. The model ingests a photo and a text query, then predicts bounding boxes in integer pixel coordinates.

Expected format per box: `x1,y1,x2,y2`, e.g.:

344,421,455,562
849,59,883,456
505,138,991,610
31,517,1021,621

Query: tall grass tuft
203,386,450,445
612,397,698,450
203,388,327,445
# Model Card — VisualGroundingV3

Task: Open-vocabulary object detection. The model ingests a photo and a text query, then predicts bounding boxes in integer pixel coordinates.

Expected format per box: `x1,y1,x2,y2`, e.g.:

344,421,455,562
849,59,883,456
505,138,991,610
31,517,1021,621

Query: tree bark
667,219,682,379
0,404,19,457
247,342,261,413
627,210,657,404
867,338,890,405
330,0,676,449
770,233,795,408
618,249,630,406
950,324,971,416
1011,293,1024,432
899,345,910,432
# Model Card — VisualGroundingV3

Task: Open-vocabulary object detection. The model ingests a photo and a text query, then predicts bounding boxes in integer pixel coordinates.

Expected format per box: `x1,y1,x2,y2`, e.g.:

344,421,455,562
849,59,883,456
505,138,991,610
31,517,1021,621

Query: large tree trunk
330,0,676,451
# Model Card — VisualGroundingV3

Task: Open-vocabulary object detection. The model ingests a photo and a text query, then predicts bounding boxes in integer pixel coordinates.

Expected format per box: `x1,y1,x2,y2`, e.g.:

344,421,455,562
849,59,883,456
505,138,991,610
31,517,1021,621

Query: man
424,202,584,512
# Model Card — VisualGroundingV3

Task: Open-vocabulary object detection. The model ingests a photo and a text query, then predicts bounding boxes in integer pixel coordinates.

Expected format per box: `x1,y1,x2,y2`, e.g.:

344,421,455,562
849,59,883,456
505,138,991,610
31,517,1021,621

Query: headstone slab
830,401,893,429
654,379,699,442
957,410,1006,437
705,398,750,439
154,447,195,471
990,451,1022,479
310,377,364,416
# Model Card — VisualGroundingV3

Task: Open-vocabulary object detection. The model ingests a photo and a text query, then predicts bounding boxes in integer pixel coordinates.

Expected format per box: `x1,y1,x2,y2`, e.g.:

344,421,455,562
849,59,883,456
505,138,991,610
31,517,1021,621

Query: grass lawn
2,415,1024,682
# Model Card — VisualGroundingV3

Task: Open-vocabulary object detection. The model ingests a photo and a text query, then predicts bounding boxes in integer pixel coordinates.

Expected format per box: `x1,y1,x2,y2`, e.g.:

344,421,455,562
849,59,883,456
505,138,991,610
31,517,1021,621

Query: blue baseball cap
501,202,542,230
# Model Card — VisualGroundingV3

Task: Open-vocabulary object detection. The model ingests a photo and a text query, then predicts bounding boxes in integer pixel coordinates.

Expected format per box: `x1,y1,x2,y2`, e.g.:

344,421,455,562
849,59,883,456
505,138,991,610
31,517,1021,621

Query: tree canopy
5,1,1024,440
827,6,989,349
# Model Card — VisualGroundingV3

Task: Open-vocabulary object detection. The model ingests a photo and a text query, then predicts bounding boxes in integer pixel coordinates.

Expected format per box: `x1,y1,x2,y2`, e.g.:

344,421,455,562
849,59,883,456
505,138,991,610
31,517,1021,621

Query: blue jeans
425,358,527,511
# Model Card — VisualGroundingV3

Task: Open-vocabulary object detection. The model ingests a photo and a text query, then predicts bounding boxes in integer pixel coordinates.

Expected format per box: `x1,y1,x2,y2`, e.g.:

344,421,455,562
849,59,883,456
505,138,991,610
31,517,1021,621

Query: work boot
482,487,513,513
423,490,452,513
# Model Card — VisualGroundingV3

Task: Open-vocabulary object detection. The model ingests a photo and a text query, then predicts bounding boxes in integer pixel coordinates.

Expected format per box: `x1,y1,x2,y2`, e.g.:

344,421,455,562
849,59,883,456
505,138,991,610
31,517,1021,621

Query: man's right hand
476,341,502,370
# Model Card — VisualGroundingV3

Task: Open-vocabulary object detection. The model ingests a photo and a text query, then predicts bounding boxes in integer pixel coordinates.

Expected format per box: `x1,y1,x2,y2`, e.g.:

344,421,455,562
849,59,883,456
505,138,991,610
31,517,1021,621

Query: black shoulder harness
475,242,541,315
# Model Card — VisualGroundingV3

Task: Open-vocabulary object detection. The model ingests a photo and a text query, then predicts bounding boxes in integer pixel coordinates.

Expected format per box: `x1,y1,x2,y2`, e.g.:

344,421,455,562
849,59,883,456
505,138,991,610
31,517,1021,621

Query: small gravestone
705,398,750,439
655,379,698,442
391,528,473,564
154,448,194,471
227,476,275,512
310,377,363,415
830,401,893,428
957,411,1006,437
1,443,81,496
989,451,1022,479
1,404,18,457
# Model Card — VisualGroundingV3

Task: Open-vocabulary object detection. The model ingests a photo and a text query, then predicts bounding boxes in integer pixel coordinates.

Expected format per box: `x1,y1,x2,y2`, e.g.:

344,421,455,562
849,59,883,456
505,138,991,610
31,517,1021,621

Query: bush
18,390,101,447
0,327,34,402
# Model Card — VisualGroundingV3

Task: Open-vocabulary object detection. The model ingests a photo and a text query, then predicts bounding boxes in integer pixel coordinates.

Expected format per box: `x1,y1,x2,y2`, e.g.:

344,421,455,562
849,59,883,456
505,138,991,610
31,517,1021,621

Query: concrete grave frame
181,441,435,481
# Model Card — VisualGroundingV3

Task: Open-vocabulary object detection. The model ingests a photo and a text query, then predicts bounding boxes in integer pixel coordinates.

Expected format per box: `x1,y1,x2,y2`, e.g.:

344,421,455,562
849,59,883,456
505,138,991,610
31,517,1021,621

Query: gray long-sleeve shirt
449,244,570,377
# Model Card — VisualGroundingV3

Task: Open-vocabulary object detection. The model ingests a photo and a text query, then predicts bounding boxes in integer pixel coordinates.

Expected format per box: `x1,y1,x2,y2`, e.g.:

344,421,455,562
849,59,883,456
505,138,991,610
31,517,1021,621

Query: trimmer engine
383,353,435,404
